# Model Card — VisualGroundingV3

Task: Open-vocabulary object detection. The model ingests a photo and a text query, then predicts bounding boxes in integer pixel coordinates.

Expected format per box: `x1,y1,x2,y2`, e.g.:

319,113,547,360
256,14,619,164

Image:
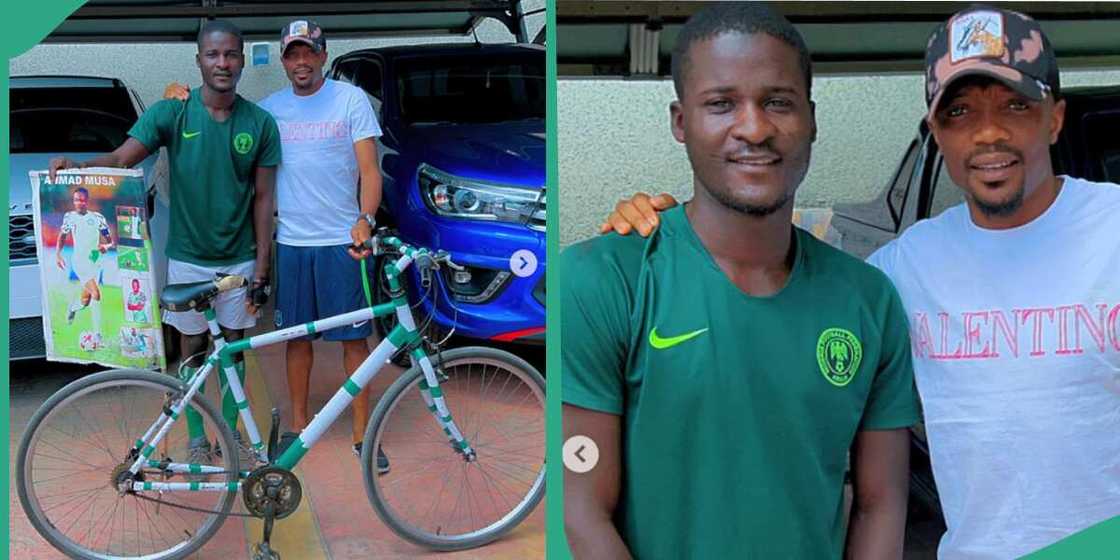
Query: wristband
250,280,271,306
358,213,376,229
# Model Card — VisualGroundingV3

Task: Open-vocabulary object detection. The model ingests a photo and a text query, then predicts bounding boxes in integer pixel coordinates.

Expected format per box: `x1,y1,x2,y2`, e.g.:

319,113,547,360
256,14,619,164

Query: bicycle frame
123,239,476,493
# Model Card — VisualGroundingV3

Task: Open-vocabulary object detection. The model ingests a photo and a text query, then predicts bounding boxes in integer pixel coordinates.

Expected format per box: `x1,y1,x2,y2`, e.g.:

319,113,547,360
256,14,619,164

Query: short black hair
670,2,812,100
74,187,89,197
197,19,244,51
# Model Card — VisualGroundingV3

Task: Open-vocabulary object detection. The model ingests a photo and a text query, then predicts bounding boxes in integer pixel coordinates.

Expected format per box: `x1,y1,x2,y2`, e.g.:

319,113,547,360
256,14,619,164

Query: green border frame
544,0,569,558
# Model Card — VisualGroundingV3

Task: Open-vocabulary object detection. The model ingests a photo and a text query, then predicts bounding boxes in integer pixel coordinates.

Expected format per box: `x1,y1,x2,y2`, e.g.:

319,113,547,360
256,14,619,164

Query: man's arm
349,138,382,258
55,229,69,270
844,428,910,560
98,215,114,252
563,404,632,560
249,165,277,311
48,138,151,182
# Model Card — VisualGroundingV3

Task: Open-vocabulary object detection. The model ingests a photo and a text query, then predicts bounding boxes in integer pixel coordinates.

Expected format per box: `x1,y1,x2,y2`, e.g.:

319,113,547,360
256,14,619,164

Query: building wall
559,68,1120,246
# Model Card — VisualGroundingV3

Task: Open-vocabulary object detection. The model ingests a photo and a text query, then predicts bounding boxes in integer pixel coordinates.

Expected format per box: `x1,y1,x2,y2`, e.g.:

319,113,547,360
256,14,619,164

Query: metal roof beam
71,2,509,19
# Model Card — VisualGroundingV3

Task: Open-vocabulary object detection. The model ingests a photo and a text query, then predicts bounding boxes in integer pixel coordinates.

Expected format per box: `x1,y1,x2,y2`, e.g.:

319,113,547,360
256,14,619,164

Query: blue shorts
274,244,373,341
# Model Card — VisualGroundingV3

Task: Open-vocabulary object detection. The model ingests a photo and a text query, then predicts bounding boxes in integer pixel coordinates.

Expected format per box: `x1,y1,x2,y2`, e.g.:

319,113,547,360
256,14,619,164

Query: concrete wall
559,68,1120,246
9,4,544,107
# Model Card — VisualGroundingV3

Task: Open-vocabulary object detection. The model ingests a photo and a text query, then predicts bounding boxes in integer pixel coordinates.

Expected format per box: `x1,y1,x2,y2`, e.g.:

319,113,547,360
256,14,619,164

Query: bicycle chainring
242,466,302,519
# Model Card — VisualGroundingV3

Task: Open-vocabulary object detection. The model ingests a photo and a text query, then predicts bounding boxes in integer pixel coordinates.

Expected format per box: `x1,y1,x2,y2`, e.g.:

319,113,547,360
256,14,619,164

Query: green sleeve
859,282,921,430
128,99,179,152
257,113,282,168
560,238,636,416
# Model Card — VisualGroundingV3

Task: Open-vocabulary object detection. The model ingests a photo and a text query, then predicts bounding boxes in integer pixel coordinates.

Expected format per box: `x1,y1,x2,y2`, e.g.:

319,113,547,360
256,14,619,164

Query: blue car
330,44,545,344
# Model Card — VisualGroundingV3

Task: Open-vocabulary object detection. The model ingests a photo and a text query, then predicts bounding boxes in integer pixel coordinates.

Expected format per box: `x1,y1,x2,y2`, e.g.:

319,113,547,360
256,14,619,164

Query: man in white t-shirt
55,187,114,350
262,20,391,472
864,8,1120,557
600,7,1120,558
168,19,389,471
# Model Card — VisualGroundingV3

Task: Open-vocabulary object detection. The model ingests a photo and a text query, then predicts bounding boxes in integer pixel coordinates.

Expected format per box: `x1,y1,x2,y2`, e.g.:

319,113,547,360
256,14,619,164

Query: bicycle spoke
473,460,521,511
19,373,236,560
367,351,543,548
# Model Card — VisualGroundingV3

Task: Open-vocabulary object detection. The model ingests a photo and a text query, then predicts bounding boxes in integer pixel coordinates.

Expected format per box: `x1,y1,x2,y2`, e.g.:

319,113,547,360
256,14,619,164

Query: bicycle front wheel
16,369,239,560
363,347,546,551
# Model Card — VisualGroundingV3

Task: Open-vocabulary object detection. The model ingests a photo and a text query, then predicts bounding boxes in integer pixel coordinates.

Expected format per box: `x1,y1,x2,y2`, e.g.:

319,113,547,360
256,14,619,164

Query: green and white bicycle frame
121,238,474,494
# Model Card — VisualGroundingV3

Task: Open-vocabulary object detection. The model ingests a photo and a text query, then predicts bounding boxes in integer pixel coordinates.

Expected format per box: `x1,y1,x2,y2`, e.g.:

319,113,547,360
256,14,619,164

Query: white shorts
162,258,257,335
72,258,101,284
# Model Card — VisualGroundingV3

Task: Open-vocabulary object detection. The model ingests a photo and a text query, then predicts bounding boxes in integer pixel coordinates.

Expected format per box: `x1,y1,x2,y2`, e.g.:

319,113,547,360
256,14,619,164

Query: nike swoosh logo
182,131,201,139
648,327,709,349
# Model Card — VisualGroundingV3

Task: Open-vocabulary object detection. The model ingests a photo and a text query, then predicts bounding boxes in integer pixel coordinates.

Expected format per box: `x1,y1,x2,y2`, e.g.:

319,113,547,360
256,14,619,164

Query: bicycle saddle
160,275,246,312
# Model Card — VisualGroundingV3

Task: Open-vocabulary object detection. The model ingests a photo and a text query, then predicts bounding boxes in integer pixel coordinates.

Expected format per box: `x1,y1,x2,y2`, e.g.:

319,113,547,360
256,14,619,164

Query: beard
971,186,1025,217
706,184,794,217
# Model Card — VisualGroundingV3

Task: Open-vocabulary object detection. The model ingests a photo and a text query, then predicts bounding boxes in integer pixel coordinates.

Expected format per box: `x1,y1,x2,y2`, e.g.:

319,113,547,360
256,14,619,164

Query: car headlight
419,164,544,228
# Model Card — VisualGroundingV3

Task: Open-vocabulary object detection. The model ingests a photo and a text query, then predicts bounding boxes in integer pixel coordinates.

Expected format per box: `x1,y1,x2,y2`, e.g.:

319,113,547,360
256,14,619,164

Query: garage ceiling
44,0,538,43
558,1,1120,76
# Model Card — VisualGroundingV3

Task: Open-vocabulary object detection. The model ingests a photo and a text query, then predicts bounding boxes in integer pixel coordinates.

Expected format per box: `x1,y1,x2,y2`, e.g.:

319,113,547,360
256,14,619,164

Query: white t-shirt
868,176,1120,559
258,79,382,246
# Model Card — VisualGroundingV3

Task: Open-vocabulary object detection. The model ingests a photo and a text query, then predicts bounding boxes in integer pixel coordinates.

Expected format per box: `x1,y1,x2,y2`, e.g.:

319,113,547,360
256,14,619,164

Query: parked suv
8,75,170,359
834,85,1120,259
329,44,545,343
832,85,1120,526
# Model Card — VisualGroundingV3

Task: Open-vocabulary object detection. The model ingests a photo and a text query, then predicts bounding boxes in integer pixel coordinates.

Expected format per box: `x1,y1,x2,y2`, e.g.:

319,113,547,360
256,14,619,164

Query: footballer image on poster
119,326,158,361
31,168,165,370
121,273,153,324
117,205,146,240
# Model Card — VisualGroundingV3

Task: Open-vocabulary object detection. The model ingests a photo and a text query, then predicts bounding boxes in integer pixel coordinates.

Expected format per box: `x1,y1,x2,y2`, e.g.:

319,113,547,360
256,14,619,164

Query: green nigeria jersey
129,89,281,266
562,205,919,559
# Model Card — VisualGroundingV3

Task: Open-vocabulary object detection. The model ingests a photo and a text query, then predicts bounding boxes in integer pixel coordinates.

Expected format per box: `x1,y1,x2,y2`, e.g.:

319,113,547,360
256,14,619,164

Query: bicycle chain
125,462,262,518
128,490,259,518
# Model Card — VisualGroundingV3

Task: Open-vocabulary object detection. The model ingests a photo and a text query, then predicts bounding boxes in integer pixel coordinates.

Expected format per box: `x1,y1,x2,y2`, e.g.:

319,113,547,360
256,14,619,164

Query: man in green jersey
50,20,281,462
562,4,919,558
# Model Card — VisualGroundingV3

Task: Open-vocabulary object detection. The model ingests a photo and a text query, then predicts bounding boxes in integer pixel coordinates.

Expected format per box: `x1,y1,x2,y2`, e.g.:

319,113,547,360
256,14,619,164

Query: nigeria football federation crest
816,328,862,387
233,132,254,154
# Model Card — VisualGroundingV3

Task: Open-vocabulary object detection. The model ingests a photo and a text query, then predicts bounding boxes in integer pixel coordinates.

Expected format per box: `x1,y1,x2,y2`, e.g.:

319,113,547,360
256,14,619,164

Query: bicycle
16,230,546,560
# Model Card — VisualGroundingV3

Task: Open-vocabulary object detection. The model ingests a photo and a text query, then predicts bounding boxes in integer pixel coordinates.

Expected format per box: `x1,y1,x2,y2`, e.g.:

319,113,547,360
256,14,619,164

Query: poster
31,168,165,370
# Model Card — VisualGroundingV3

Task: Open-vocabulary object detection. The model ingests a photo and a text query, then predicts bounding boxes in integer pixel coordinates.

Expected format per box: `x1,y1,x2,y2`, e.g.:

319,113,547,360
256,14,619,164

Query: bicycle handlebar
357,229,463,273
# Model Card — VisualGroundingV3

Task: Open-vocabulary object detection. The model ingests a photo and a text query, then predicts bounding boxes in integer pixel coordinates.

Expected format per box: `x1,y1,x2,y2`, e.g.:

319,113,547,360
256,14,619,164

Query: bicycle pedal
251,542,281,560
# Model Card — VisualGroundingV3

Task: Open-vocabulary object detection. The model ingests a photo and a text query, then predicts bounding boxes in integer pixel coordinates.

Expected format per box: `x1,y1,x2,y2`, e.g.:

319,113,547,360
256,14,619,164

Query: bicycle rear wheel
362,347,545,550
16,369,239,560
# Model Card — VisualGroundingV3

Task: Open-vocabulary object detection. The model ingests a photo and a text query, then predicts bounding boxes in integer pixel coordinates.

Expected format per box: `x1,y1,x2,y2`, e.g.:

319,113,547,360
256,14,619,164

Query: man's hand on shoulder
599,192,680,237
163,82,190,101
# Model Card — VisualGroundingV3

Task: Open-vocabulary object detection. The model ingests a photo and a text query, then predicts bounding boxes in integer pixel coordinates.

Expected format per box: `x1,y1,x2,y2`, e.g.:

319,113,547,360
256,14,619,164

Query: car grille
10,215,38,264
10,317,46,359
529,188,546,232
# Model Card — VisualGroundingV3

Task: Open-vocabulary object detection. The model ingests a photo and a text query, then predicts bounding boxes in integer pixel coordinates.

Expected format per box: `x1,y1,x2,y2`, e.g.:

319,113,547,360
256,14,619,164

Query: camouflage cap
924,5,1060,119
281,20,326,54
